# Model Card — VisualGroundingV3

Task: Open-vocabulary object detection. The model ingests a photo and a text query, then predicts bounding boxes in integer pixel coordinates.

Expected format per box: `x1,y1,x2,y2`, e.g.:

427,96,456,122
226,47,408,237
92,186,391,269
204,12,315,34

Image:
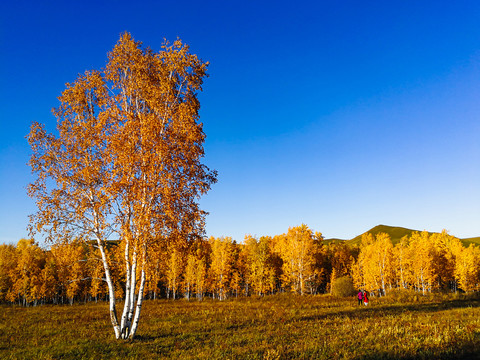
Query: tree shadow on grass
132,334,157,342
294,298,480,359
299,298,480,322
351,341,480,360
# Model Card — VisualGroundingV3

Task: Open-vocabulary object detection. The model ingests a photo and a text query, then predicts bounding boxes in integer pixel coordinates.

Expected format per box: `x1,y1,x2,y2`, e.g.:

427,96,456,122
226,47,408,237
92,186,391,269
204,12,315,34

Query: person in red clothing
363,291,369,305
357,290,363,305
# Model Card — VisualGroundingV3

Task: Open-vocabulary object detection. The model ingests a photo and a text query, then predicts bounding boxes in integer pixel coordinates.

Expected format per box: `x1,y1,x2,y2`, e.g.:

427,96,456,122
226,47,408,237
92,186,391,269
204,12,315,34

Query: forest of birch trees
1,225,478,306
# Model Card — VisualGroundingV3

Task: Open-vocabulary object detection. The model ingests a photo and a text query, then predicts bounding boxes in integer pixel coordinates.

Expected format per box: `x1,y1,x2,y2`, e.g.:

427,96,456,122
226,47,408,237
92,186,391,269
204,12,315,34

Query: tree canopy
27,32,216,339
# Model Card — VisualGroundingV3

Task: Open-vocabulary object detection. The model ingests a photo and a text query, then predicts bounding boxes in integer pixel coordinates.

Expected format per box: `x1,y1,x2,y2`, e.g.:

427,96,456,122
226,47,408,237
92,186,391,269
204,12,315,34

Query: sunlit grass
1,293,480,359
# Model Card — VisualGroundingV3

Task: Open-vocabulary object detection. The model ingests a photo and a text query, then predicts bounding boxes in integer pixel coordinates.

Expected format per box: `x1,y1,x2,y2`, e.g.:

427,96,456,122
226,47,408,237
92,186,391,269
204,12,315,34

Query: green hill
321,238,346,245
348,225,420,245
460,237,480,247
324,225,479,247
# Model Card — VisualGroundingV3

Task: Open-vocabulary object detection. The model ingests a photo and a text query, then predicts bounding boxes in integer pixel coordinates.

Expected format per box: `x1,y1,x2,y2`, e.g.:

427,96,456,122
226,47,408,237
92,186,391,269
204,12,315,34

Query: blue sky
1,1,480,244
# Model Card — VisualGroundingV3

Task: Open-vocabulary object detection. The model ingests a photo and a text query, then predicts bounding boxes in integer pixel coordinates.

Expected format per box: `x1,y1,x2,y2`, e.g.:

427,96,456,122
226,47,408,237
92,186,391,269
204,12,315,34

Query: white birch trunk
128,250,137,323
129,267,146,339
120,239,131,339
96,236,121,339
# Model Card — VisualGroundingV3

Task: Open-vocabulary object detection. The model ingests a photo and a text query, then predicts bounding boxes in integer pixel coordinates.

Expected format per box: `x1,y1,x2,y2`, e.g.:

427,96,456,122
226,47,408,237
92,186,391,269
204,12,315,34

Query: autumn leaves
0,225,325,305
352,230,480,295
144,225,342,299
1,226,478,308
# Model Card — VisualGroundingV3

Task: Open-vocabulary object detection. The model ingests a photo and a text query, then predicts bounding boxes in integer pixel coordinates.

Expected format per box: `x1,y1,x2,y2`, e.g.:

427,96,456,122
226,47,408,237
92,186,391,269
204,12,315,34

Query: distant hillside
461,237,480,247
349,225,420,245
321,238,346,245
323,225,479,247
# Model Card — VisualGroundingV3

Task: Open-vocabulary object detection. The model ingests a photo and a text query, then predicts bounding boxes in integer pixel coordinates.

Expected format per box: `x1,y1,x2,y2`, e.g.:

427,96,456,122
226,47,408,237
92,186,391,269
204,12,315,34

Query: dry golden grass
1,292,480,359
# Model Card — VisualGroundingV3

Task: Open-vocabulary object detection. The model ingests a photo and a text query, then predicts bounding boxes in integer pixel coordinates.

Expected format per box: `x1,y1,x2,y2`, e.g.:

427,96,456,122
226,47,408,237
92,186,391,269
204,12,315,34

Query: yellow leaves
165,245,184,298
353,230,477,295
243,235,276,296
3,226,480,305
28,32,216,277
354,233,394,293
454,244,480,293
209,236,235,299
0,240,46,304
274,225,321,295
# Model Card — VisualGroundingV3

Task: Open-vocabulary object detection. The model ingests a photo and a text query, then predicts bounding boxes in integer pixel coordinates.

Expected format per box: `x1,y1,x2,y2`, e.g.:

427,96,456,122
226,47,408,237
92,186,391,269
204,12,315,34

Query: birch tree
275,225,319,295
364,232,393,295
0,244,17,303
165,245,184,299
209,236,234,300
28,32,216,339
392,236,411,290
183,253,196,300
454,244,480,293
10,239,45,306
408,231,436,294
244,235,276,296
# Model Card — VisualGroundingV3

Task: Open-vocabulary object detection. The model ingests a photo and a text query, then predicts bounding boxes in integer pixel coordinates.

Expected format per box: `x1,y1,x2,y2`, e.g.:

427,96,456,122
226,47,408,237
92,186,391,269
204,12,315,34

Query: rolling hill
324,224,479,247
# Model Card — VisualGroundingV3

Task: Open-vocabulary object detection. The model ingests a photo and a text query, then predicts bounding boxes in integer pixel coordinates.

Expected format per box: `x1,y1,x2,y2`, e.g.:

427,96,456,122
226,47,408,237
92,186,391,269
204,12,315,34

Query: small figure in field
357,290,363,305
363,291,369,306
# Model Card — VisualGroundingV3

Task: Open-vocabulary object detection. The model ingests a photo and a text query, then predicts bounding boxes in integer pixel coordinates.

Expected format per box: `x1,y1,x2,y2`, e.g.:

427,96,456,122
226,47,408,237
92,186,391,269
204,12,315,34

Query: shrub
331,276,356,297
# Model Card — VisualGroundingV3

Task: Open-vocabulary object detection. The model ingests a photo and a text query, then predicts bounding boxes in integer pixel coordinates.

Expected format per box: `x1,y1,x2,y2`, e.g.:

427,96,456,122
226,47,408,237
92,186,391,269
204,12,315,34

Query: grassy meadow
2,292,480,359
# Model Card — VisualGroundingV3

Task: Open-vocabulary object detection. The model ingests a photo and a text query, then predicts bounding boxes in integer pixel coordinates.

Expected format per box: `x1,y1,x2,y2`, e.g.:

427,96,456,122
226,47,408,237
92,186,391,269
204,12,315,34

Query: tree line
352,230,479,295
1,225,478,306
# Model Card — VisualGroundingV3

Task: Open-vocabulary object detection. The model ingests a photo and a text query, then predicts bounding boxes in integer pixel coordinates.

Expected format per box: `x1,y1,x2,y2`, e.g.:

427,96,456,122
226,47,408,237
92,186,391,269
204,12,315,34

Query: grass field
2,292,480,359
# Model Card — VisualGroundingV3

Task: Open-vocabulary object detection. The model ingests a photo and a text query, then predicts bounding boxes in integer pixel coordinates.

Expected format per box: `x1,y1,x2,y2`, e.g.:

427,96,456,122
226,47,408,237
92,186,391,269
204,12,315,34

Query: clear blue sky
1,0,480,244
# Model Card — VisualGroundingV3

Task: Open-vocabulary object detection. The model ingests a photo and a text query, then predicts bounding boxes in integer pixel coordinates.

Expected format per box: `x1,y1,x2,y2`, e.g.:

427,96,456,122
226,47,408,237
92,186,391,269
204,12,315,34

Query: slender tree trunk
421,271,426,295
96,236,121,339
121,239,130,339
128,249,137,323
173,276,176,300
129,267,146,339
121,238,131,338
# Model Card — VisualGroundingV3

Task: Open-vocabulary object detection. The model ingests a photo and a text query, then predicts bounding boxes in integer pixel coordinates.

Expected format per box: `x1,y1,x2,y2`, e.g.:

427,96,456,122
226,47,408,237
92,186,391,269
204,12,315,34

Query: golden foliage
353,230,475,296
27,32,216,339
1,227,480,306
